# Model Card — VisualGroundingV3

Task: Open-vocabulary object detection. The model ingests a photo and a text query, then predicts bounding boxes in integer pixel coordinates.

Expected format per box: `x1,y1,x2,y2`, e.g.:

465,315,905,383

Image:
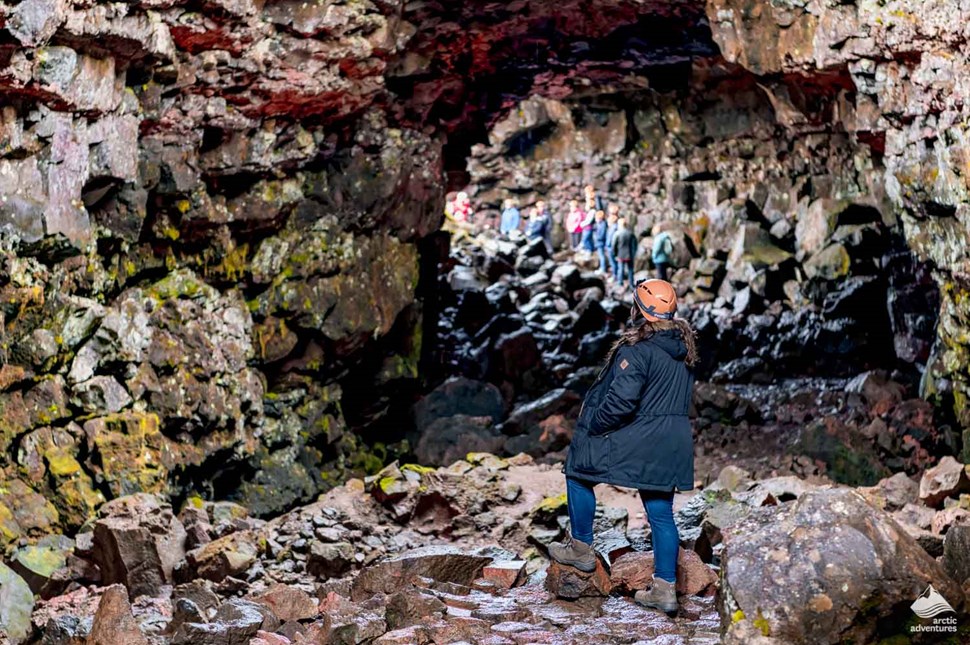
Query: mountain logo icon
911,585,956,619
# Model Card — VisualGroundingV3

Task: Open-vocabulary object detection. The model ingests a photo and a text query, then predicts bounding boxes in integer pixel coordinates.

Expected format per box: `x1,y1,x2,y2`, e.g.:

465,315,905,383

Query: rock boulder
92,494,187,597
720,487,964,644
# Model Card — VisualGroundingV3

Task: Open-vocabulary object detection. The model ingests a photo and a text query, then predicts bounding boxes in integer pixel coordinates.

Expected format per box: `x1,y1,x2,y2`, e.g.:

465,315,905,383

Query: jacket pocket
572,433,611,474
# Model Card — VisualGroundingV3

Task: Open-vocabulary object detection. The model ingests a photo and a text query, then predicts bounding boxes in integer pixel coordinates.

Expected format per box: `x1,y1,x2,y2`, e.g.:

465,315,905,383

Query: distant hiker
500,198,520,236
526,201,554,254
652,228,675,281
611,218,638,288
566,200,584,248
579,206,596,252
447,192,473,224
584,184,606,213
549,279,696,618
605,205,620,277
592,210,608,273
443,191,475,240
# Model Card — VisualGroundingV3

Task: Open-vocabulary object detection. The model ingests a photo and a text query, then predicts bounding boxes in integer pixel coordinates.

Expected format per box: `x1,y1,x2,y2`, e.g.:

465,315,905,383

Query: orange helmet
634,279,677,321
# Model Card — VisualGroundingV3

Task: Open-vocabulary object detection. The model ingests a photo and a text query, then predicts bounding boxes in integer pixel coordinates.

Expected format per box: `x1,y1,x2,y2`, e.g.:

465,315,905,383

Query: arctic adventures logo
909,585,958,634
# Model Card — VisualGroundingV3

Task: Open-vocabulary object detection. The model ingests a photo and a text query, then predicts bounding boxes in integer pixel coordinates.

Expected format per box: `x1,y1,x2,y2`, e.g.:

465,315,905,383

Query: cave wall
465,62,942,379
0,0,447,546
706,0,970,437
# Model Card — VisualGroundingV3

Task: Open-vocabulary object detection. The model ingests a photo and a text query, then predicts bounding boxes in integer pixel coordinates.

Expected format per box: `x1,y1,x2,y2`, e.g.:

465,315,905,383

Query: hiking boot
548,535,596,572
635,576,678,616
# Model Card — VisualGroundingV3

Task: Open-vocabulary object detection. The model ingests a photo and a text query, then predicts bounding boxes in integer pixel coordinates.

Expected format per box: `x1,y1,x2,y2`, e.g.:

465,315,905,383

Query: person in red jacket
566,201,584,248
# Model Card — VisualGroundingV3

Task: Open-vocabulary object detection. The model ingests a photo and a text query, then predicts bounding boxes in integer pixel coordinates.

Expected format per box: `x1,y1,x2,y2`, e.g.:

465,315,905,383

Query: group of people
447,187,677,288
563,185,641,288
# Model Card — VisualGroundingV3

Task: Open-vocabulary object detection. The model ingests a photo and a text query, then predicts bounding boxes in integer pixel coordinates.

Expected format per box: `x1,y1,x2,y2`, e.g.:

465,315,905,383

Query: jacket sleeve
589,346,648,435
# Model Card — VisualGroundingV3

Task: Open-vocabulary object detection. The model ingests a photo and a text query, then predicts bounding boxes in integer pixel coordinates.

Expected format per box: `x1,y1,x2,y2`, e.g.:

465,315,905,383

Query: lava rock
414,415,506,467
9,534,74,597
384,589,447,630
307,541,355,580
858,472,919,512
544,558,612,599
92,494,187,597
351,546,491,601
0,562,34,643
719,487,964,644
171,598,267,645
183,531,259,583
919,456,970,508
250,584,318,622
481,561,527,589
499,388,581,437
609,549,717,596
942,525,970,586
87,584,148,645
412,377,506,429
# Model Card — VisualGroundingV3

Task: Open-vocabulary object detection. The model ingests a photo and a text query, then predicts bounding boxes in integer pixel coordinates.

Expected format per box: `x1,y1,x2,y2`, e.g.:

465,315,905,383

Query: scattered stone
931,507,970,535
609,549,717,596
351,546,491,601
87,584,148,645
412,377,506,428
481,561,527,590
942,525,970,586
171,599,267,645
859,472,919,512
544,559,612,600
919,456,970,508
306,541,355,580
384,589,447,630
9,534,74,597
250,584,317,622
183,531,259,583
845,371,905,412
92,494,187,597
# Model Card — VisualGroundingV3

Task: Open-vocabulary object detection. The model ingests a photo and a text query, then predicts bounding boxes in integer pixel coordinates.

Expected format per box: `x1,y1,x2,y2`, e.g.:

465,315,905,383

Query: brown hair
603,315,699,368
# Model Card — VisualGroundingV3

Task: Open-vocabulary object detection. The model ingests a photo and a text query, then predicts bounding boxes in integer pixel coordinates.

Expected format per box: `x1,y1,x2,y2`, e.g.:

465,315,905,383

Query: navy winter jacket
525,214,548,240
564,329,695,491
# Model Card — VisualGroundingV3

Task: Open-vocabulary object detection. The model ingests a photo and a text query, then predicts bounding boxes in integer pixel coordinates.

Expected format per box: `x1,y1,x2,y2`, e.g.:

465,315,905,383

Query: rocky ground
2,449,967,644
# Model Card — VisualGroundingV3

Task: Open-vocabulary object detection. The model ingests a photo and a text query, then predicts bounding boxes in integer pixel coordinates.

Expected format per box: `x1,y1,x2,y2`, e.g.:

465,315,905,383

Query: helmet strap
634,281,675,320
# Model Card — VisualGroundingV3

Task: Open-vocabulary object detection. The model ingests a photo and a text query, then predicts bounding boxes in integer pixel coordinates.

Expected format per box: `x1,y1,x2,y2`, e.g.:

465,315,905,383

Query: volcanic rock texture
0,0,968,542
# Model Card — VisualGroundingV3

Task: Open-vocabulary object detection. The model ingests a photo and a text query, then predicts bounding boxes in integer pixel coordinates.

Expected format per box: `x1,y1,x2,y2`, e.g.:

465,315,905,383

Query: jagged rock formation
704,0,970,443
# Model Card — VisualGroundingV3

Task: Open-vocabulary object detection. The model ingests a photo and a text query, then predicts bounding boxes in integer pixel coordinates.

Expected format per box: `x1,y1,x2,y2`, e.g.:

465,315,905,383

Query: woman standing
549,279,697,617
566,201,584,248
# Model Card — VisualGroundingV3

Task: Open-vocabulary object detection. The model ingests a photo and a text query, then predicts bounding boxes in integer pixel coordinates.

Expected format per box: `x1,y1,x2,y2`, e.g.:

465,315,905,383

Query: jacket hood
650,329,688,361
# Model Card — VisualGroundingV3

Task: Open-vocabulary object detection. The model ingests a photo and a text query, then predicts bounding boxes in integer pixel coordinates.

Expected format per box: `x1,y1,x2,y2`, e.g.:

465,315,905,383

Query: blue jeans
565,476,678,583
616,260,633,287
606,250,617,276
596,248,607,272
